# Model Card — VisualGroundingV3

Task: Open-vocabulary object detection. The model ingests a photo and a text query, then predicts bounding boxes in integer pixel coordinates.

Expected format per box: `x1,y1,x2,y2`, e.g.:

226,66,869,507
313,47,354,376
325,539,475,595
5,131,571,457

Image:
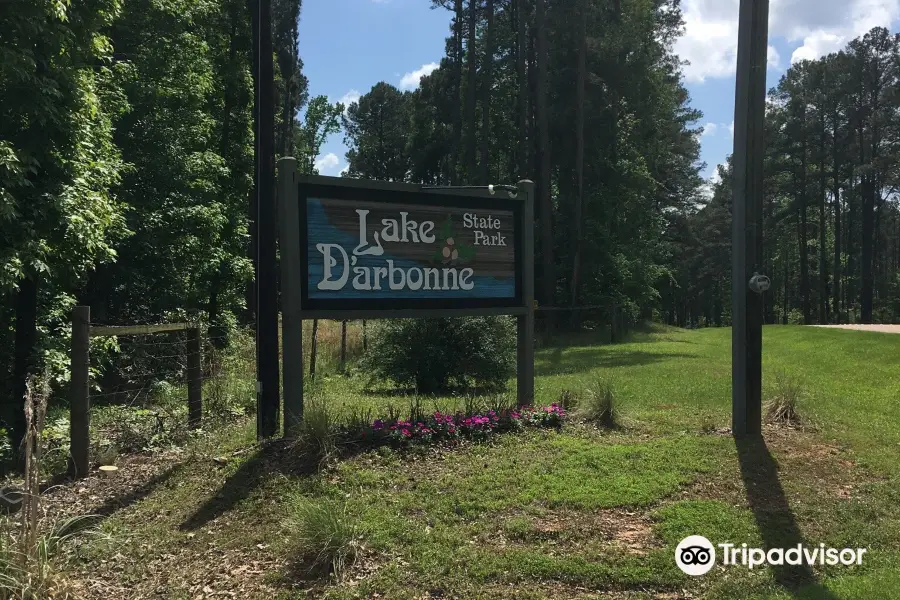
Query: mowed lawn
54,325,900,599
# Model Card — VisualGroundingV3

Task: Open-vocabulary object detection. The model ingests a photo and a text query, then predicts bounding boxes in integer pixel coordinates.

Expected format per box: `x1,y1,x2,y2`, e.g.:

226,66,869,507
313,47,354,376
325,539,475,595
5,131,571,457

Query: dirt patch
479,582,690,599
813,324,900,334
500,508,661,557
676,425,867,507
38,452,183,525
25,448,294,600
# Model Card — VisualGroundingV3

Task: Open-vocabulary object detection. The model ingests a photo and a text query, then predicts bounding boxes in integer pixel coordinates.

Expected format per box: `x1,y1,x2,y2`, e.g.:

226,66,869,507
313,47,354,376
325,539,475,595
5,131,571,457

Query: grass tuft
578,378,620,429
1,375,102,599
556,389,580,412
765,370,803,426
294,393,337,464
285,498,361,580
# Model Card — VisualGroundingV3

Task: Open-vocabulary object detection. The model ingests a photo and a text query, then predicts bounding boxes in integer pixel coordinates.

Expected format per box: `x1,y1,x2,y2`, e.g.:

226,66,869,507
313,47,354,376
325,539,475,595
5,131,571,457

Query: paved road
813,324,900,334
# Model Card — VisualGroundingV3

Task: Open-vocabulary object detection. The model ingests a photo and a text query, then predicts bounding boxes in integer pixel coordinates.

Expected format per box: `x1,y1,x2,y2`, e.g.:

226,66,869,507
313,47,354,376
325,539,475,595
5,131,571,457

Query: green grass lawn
49,324,900,599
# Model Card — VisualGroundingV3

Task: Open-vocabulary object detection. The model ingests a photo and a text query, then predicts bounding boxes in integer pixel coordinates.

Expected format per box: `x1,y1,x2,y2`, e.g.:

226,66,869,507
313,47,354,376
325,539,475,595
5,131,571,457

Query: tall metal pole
255,0,280,438
731,0,769,436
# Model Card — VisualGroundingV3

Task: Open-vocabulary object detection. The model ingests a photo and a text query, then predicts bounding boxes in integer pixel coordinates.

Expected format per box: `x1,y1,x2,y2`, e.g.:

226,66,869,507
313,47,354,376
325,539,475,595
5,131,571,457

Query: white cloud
729,120,734,136
338,89,361,113
700,163,726,199
674,3,740,83
400,62,439,90
767,45,781,69
782,0,900,64
675,0,900,81
314,152,342,175
701,122,719,136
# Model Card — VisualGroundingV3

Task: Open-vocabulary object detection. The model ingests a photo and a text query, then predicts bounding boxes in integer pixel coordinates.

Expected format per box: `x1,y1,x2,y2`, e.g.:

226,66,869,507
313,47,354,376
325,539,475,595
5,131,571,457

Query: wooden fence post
340,320,347,374
187,326,202,429
69,305,90,478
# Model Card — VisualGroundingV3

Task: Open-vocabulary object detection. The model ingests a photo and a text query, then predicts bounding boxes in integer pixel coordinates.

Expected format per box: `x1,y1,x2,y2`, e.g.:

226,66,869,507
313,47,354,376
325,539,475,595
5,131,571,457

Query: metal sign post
731,0,770,436
275,166,535,435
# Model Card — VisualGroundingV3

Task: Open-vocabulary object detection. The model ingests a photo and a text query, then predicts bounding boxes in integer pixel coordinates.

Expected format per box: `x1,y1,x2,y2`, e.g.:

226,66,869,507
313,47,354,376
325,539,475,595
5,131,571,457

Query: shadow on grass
178,441,323,532
90,464,184,518
39,463,183,518
736,435,842,599
535,348,697,376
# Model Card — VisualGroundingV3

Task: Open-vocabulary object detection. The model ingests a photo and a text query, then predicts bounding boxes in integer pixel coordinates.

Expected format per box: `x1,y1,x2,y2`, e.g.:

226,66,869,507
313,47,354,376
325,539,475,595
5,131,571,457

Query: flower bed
346,404,566,448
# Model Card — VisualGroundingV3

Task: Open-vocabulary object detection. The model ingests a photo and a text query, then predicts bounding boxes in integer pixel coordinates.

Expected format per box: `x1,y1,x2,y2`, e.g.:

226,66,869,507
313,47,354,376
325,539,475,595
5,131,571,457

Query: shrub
0,429,10,466
360,316,516,394
1,514,101,599
579,378,619,429
286,498,360,580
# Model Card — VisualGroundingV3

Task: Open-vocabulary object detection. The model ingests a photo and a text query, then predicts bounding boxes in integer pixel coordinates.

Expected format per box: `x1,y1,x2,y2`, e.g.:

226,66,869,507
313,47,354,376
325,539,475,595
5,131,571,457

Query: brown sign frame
276,158,535,435
298,180,524,315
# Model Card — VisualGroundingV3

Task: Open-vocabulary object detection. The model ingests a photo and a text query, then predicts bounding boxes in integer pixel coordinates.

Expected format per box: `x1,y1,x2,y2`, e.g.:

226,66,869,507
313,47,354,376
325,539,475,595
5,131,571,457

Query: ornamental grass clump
286,498,361,581
580,378,619,429
766,371,803,426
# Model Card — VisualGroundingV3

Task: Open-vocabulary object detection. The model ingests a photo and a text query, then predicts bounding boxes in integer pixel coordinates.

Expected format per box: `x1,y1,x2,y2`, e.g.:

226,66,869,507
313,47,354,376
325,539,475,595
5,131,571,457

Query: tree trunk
799,136,811,324
570,0,586,329
246,0,260,324
861,177,875,323
465,0,478,182
783,233,790,324
832,135,842,323
10,277,38,451
846,166,855,317
857,117,874,324
479,0,493,185
818,122,828,324
452,0,464,185
535,0,554,313
516,0,527,179
211,3,240,344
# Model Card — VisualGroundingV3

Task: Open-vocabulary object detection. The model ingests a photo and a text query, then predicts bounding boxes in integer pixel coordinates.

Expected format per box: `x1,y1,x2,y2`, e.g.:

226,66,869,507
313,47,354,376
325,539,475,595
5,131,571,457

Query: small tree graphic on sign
433,216,476,264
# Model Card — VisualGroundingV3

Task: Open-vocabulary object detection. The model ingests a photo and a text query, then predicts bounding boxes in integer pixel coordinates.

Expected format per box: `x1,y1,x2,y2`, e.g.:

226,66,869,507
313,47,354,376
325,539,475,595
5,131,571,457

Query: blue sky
298,0,900,190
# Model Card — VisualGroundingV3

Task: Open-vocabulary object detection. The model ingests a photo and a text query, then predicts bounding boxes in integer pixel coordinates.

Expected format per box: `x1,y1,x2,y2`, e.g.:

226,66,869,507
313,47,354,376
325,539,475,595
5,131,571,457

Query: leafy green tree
343,83,412,182
1,0,128,445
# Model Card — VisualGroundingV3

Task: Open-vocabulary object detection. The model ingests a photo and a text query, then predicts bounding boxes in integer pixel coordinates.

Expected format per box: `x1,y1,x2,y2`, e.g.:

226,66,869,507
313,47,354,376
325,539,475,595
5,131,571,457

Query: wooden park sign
276,157,535,435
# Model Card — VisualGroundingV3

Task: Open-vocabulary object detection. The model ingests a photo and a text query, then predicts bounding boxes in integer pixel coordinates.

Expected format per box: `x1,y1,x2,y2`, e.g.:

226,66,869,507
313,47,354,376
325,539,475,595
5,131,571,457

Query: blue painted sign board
298,182,522,312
